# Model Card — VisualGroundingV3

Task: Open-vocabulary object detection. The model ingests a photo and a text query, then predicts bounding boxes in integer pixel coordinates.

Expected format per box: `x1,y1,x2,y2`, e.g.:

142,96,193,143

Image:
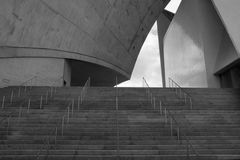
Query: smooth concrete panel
0,58,64,87
0,0,169,85
164,0,239,88
164,0,208,87
157,12,173,87
212,0,240,56
215,31,239,73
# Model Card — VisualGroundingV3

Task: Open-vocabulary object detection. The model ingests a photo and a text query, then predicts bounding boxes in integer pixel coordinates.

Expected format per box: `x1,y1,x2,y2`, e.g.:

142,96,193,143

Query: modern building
0,0,169,87
159,0,240,88
0,0,239,88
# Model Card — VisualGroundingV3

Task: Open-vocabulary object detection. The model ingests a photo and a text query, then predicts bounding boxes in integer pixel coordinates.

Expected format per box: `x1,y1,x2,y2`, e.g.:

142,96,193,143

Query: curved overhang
0,45,130,79
0,0,170,86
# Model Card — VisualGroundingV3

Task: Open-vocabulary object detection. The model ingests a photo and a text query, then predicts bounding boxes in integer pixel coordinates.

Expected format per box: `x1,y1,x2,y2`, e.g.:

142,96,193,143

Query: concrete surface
164,0,240,88
0,0,169,86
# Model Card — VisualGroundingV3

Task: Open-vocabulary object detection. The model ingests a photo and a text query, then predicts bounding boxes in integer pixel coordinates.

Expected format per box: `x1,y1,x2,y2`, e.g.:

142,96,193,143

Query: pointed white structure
161,0,240,88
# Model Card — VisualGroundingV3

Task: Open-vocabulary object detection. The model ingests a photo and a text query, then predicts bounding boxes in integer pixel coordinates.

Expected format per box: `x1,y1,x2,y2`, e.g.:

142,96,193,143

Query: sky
118,0,182,87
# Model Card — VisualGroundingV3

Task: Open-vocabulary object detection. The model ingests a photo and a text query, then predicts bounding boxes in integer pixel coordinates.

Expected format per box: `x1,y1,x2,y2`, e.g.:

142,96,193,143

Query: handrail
169,78,193,109
20,76,38,86
142,77,200,159
2,76,90,158
166,109,200,158
142,77,150,88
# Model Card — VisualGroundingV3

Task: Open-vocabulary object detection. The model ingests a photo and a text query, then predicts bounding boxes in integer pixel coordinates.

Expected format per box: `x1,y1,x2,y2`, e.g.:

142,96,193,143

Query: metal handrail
169,78,193,109
169,78,192,97
166,109,200,158
142,77,200,159
20,76,38,86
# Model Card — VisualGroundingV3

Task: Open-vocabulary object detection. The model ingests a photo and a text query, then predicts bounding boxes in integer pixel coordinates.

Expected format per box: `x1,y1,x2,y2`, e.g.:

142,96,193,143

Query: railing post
80,91,83,104
186,139,190,159
18,87,21,97
150,93,153,105
159,101,162,115
7,116,10,135
27,98,31,113
55,127,58,145
10,90,14,104
18,106,22,121
164,108,167,124
190,98,193,110
115,76,119,157
25,84,27,92
62,116,65,136
67,106,70,123
40,96,43,109
153,97,156,110
170,118,173,137
184,93,187,104
50,87,53,98
72,99,74,116
46,91,48,104
2,96,5,109
77,96,80,111
177,127,180,143
179,89,182,98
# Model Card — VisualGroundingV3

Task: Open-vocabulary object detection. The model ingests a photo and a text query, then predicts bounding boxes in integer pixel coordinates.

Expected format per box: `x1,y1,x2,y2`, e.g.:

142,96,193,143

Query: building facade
0,0,169,86
161,0,240,88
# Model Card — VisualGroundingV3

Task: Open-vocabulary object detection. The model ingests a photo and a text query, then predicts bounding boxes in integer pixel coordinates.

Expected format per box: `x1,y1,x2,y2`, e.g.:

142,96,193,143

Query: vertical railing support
40,96,43,109
18,106,22,122
190,98,193,110
62,116,65,136
50,87,53,98
18,87,21,97
115,76,119,156
159,101,162,115
80,91,83,104
46,91,48,104
184,93,187,104
177,127,180,143
6,116,10,135
77,96,80,111
164,108,167,124
153,97,156,110
10,91,14,104
27,98,31,113
150,93,153,105
24,85,27,92
72,99,74,116
186,139,190,159
2,96,5,109
170,118,173,137
67,106,70,123
55,127,58,145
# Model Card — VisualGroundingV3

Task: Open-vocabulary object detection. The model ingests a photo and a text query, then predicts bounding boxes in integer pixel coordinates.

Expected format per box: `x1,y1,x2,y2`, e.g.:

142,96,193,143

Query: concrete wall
0,58,64,87
212,0,240,57
157,11,173,87
0,0,169,86
63,60,71,87
164,0,239,88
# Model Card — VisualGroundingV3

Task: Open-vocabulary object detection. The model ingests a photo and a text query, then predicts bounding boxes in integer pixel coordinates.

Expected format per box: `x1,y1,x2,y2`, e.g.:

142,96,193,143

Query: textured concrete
0,58,64,86
0,0,169,86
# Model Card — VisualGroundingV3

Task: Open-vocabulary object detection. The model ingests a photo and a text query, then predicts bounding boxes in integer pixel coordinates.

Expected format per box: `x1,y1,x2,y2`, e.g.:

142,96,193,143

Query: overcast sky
118,0,182,87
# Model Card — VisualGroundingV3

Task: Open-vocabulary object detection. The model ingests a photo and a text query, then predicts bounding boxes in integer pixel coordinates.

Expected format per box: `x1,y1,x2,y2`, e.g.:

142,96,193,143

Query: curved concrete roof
0,0,169,81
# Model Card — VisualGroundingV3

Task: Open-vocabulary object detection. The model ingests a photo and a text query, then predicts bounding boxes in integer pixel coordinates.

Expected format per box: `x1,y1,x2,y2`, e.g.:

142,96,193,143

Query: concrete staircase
0,87,239,159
